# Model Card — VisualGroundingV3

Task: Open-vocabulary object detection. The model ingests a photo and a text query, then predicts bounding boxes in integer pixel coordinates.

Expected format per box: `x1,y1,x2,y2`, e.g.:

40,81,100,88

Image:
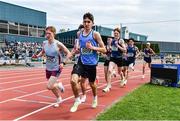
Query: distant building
150,41,180,54
0,1,46,43
56,25,148,47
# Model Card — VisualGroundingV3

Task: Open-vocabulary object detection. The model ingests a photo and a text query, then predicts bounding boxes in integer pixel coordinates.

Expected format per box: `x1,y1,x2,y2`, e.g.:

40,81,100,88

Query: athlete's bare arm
90,31,106,54
57,42,72,59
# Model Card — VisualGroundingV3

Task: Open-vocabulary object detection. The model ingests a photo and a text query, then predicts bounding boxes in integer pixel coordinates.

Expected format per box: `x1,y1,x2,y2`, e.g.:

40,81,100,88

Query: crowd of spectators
0,41,43,65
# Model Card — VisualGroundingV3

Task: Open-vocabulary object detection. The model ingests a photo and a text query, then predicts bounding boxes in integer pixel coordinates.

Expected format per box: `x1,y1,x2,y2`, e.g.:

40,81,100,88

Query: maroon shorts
46,69,61,79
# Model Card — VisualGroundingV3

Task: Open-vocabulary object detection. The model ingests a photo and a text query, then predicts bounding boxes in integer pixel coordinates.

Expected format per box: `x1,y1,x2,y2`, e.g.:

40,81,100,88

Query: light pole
120,23,122,39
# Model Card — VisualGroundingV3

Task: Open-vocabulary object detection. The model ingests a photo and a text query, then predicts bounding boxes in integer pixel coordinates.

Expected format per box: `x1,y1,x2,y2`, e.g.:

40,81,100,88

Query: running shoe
58,82,65,93
120,79,127,87
70,100,81,112
80,95,86,103
92,99,98,108
102,86,110,92
54,97,62,108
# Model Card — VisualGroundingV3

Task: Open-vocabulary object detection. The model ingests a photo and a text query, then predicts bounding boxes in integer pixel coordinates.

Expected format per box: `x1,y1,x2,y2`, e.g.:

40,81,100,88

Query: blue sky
1,0,180,42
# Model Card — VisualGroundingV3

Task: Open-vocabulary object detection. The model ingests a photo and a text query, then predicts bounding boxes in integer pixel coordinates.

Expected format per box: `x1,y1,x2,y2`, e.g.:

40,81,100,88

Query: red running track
0,63,150,120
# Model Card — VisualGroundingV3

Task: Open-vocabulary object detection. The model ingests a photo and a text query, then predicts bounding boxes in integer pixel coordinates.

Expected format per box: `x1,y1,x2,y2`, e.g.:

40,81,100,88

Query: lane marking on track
0,83,71,104
0,77,45,85
0,70,104,84
13,98,52,105
13,89,56,100
13,74,146,121
0,69,79,79
0,81,46,92
0,71,105,90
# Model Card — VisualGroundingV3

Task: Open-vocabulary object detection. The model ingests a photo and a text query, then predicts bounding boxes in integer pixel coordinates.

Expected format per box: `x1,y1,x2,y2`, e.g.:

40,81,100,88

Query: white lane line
0,71,44,77
0,73,45,79
0,90,48,104
0,74,78,91
0,81,46,92
13,89,28,94
0,83,70,104
13,74,147,121
0,77,45,85
0,70,104,84
13,98,52,105
13,89,56,100
12,79,123,121
0,70,74,80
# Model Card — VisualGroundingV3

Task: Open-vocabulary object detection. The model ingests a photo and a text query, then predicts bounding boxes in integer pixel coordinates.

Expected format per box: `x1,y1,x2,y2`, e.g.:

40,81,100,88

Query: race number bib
144,54,150,58
81,48,93,54
127,53,134,57
111,45,118,51
46,55,57,63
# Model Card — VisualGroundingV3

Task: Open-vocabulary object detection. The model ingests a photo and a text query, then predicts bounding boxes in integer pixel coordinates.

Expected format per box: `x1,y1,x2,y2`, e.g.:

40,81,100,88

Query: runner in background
142,42,155,78
123,38,140,86
103,28,126,92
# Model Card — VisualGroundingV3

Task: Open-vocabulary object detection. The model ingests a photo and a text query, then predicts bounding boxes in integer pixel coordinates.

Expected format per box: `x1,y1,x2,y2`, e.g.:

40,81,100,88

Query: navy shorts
144,57,152,63
110,57,124,67
104,59,110,66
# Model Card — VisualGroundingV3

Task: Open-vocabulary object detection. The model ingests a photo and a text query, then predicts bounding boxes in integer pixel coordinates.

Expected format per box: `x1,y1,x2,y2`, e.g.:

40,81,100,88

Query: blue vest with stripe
111,39,123,58
79,30,98,65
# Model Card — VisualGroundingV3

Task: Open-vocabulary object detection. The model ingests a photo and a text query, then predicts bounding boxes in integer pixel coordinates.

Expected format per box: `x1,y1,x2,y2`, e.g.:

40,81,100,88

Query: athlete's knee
46,85,53,90
108,69,113,75
71,74,79,86
47,76,57,90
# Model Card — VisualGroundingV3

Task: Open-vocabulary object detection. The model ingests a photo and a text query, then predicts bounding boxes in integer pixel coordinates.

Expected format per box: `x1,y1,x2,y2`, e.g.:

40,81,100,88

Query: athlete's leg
47,76,62,107
71,74,80,98
80,77,87,103
107,61,116,87
104,66,108,83
142,61,147,78
103,61,116,92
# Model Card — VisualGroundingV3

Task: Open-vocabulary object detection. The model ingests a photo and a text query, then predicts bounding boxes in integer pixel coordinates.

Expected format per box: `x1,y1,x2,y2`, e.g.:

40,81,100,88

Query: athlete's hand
86,41,94,50
66,53,73,59
115,41,119,47
59,63,64,70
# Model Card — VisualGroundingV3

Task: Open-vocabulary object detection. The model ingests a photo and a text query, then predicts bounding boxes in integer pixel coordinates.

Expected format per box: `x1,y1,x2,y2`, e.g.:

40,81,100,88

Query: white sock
94,96,97,100
58,82,63,88
75,97,81,102
107,83,111,88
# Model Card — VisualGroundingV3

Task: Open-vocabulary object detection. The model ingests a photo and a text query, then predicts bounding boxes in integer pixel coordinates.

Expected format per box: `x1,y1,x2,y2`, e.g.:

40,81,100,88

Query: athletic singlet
144,48,152,59
111,39,123,58
79,30,98,65
127,45,136,59
43,39,61,71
